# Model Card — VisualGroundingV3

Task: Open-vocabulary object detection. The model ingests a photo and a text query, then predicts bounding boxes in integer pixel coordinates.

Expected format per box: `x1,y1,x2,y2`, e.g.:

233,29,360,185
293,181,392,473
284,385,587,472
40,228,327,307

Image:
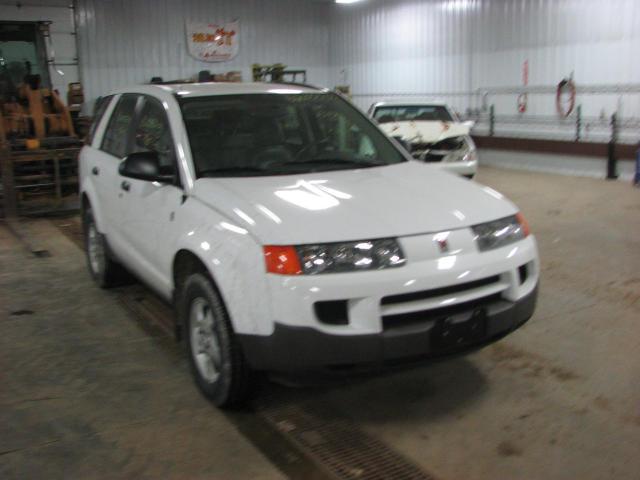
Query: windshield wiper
199,166,268,177
199,158,386,177
276,157,386,168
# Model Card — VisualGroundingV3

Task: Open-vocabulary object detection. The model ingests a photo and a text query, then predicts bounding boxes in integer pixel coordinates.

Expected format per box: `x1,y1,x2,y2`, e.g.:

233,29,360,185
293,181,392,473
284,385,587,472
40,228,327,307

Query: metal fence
351,83,640,146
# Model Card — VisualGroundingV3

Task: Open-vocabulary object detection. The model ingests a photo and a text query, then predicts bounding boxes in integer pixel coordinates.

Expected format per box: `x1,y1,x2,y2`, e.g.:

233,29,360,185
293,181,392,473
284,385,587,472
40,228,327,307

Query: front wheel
179,273,252,407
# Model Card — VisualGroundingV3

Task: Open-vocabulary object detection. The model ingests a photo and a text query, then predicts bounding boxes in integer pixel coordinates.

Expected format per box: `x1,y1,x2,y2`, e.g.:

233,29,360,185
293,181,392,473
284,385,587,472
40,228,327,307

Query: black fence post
607,113,618,180
575,105,582,142
635,143,640,187
489,104,495,137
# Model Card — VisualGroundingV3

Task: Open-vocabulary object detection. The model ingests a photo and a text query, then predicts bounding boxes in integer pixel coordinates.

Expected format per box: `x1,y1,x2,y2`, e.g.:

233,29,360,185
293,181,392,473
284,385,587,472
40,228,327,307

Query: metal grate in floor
257,393,435,480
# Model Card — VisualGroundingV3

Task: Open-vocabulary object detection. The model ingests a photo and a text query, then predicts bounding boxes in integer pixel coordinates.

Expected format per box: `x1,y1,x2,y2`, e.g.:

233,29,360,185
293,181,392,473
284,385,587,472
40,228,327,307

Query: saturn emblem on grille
433,232,451,254
436,238,450,253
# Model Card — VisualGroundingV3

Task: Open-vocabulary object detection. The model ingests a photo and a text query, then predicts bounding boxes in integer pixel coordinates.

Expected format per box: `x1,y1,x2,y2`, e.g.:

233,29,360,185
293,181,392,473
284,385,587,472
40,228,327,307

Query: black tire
83,206,124,288
179,273,252,407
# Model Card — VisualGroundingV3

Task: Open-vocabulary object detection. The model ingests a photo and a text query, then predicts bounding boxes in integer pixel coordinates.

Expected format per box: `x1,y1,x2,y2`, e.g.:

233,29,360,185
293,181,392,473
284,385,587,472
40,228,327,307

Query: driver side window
132,97,176,174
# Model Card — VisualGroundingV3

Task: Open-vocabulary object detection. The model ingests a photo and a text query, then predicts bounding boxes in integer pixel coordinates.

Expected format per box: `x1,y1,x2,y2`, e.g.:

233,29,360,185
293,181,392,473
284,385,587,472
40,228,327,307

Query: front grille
382,293,502,331
381,276,501,306
409,136,465,163
412,152,445,162
424,153,445,162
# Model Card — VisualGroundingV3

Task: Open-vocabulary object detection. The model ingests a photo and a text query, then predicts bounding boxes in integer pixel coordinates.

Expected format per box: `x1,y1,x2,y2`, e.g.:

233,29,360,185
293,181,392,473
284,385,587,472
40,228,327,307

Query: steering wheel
293,138,334,162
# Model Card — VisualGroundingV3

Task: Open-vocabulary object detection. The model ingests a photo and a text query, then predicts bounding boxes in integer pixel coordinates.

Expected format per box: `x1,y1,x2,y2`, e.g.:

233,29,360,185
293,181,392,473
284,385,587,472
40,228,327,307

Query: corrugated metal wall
75,0,330,105
4,0,638,124
329,0,640,117
329,0,474,110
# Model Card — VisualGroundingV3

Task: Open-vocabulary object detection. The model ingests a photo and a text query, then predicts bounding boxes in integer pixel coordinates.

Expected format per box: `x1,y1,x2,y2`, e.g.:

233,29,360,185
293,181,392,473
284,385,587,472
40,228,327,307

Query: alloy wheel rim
190,297,222,384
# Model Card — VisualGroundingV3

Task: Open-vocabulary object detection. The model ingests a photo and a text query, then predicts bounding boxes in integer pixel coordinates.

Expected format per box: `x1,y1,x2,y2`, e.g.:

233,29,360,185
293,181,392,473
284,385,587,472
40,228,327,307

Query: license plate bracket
431,307,487,351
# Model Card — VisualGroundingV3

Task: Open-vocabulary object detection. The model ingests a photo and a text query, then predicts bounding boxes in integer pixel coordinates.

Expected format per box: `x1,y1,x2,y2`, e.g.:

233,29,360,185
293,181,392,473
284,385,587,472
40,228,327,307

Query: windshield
373,105,454,124
179,93,406,177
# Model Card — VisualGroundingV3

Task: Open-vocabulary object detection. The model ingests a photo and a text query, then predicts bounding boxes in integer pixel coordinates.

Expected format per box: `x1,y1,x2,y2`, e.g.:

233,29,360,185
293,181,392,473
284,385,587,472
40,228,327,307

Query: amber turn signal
263,245,303,275
516,212,531,237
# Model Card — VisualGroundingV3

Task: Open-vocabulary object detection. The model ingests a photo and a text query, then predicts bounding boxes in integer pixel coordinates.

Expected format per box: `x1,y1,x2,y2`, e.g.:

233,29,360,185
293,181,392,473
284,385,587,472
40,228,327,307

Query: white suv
80,83,539,407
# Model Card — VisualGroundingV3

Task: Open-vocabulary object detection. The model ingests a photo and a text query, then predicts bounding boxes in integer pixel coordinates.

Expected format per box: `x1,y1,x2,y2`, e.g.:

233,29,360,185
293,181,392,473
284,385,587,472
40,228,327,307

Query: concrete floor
0,221,286,479
1,166,639,479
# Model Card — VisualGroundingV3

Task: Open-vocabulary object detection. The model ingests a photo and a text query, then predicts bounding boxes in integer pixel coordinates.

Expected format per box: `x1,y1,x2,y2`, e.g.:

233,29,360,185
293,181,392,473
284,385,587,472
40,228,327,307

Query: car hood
191,162,517,245
379,120,470,144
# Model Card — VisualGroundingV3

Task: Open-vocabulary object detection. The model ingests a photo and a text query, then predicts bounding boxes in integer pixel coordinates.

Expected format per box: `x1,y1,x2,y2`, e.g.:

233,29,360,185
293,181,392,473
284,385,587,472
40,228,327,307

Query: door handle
121,180,130,192
92,166,99,175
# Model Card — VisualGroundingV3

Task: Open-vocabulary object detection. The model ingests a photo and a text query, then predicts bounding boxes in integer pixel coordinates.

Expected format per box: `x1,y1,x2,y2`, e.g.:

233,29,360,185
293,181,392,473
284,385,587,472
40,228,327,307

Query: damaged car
369,101,478,178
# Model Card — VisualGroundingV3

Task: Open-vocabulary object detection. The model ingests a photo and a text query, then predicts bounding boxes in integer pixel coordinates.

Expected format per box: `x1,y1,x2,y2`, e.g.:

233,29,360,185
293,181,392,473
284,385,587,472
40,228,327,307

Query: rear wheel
83,207,123,288
180,273,252,407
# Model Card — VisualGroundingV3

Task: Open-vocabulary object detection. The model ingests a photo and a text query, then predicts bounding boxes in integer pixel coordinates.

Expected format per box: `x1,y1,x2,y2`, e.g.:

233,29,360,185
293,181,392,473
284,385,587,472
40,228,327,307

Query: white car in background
369,101,478,178
80,83,538,407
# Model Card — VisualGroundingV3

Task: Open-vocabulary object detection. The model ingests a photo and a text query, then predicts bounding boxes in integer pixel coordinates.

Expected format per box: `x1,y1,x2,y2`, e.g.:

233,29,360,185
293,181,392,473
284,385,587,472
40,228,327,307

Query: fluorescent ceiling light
335,0,365,4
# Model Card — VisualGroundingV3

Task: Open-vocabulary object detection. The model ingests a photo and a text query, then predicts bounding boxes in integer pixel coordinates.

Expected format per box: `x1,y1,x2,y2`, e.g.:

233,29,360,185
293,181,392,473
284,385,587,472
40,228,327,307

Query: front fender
80,181,105,232
171,198,274,336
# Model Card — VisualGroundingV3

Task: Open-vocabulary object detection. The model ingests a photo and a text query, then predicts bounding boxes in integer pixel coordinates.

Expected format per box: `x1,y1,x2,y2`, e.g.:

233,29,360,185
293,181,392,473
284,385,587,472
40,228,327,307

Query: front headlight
297,239,406,274
462,149,478,163
461,135,477,163
440,135,477,163
472,213,530,251
263,239,406,275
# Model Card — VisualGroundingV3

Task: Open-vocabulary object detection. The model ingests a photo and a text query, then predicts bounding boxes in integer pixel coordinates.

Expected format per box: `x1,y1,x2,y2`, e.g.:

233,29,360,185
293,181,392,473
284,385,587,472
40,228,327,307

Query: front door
117,95,183,295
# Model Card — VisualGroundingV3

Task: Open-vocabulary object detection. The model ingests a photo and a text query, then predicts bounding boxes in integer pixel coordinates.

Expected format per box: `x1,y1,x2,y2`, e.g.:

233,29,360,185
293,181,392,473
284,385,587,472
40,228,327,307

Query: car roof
372,100,449,108
109,82,325,98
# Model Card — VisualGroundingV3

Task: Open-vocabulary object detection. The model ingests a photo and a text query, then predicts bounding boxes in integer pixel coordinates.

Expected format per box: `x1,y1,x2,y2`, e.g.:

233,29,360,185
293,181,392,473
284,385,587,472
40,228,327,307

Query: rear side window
101,94,139,158
86,95,113,145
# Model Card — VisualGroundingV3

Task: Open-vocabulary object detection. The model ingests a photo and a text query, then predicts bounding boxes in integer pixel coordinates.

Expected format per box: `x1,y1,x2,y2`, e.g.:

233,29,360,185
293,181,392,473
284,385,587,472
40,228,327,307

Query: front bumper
239,283,538,372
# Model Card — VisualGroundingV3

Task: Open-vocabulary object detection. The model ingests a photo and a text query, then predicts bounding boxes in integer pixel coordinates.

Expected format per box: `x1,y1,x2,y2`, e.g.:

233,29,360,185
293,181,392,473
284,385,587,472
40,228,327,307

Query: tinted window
374,105,454,123
131,97,176,171
101,94,139,158
179,93,405,177
86,95,113,145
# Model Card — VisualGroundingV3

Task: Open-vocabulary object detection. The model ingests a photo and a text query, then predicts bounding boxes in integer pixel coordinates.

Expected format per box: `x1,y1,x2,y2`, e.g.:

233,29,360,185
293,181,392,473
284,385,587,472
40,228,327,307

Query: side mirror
462,120,475,129
119,151,173,183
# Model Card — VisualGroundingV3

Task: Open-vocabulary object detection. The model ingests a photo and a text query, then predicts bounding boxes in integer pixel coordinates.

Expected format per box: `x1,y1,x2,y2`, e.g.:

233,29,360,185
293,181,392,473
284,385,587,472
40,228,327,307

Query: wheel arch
172,248,227,340
79,186,105,233
81,192,90,212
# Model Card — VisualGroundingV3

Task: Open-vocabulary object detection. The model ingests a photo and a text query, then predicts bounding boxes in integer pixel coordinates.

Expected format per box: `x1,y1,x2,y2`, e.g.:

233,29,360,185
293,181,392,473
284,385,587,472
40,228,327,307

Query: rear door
116,94,183,294
93,93,142,252
80,94,113,223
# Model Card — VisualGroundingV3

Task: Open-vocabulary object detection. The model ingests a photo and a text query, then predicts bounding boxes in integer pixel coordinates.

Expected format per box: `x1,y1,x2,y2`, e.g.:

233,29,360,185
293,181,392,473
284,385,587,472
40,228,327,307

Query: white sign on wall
186,21,239,62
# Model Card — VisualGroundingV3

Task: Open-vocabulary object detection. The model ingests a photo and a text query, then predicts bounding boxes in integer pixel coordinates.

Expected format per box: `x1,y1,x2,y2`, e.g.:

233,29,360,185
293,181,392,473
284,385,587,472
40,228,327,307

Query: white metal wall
329,0,640,118
0,0,80,101
75,0,330,106
329,0,473,111
3,0,638,127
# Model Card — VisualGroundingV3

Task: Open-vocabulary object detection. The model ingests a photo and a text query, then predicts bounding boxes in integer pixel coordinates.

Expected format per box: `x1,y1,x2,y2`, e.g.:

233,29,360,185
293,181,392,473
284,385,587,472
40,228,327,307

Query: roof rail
148,79,193,86
270,81,326,91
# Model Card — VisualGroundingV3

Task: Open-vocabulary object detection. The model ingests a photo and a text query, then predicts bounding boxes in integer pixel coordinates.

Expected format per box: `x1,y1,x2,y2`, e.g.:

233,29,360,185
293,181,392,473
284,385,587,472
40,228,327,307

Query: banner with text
186,21,239,62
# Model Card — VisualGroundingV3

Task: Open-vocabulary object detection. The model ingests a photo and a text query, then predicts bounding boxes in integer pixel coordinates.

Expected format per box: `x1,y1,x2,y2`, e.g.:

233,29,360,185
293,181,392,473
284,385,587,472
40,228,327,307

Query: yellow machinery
0,21,81,217
0,75,76,143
